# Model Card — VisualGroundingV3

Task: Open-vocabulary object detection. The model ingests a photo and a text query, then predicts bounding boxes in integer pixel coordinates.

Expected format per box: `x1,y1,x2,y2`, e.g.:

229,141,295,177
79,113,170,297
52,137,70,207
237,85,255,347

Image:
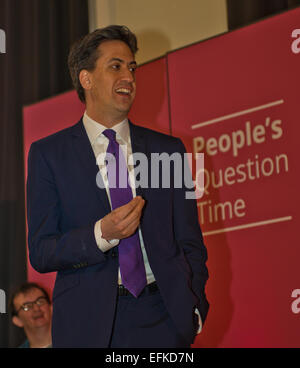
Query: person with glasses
9,282,52,348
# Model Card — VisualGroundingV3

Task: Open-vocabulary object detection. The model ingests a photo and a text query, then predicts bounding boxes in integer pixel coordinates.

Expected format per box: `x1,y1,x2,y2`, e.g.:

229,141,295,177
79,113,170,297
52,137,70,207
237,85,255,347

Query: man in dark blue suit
26,25,209,348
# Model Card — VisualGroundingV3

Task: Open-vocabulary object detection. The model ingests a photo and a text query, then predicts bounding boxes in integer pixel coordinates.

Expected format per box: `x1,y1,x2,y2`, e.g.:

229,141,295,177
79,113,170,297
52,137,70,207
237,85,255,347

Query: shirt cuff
194,308,203,334
94,219,119,252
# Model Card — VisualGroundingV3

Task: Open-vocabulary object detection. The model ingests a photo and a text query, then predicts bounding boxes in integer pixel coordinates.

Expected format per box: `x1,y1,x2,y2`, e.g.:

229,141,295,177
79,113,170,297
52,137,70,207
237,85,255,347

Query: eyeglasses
16,296,49,314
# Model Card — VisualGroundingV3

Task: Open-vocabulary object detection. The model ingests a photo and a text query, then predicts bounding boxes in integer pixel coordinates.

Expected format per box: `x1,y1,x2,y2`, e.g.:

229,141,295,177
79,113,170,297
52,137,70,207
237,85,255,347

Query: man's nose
121,67,135,83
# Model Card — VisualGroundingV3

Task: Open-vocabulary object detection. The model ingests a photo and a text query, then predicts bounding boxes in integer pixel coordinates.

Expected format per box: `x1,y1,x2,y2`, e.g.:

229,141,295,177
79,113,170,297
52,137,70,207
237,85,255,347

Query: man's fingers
101,196,145,240
113,197,144,231
118,202,144,232
115,216,141,239
122,197,145,224
113,196,145,221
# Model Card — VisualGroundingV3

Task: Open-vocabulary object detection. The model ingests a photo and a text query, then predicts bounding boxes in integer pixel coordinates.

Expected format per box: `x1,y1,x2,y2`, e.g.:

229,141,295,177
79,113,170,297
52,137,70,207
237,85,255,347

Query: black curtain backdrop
226,0,300,30
0,0,89,348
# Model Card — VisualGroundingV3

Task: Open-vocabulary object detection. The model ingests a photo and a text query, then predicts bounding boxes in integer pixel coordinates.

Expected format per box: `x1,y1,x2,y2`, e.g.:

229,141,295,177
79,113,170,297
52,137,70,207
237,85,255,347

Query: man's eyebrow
108,58,137,66
22,295,45,304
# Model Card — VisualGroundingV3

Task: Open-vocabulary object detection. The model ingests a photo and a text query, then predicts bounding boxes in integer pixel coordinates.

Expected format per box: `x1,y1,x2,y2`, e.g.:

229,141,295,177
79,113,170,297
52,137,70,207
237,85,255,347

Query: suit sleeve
172,138,209,324
26,142,107,273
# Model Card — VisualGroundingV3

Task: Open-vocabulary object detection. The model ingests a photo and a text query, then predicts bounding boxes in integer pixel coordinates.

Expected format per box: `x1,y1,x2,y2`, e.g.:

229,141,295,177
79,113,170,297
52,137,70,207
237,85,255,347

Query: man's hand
101,196,145,241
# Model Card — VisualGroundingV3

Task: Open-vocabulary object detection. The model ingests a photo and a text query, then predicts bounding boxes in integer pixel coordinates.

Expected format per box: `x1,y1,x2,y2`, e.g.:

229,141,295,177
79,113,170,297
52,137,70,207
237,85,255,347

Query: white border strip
191,99,284,130
202,216,292,236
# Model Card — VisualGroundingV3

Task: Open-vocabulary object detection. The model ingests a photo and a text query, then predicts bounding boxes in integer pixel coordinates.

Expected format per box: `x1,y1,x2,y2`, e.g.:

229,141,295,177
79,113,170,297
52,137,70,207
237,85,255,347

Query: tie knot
102,129,117,142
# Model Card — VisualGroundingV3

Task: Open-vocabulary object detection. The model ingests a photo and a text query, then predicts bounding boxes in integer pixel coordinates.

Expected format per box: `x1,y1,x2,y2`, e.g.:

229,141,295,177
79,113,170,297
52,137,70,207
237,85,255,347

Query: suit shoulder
30,121,81,151
132,123,182,145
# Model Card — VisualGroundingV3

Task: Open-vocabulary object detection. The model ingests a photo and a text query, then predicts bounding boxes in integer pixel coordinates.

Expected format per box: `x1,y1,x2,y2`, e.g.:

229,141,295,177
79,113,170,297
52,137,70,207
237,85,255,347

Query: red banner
129,57,170,134
167,7,300,347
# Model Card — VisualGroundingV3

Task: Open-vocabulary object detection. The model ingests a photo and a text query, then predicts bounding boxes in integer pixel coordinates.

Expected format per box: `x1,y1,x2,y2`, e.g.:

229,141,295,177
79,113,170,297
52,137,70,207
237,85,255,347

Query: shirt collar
83,111,130,146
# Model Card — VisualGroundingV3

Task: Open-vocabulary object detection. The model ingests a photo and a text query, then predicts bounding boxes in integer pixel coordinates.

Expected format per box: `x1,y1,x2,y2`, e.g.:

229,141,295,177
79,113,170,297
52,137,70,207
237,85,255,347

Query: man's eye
112,64,121,70
129,66,137,73
23,303,32,311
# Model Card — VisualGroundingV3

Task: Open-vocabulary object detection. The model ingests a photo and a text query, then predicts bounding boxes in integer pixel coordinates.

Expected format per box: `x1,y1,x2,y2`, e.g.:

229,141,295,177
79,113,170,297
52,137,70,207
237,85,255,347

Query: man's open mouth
115,87,132,95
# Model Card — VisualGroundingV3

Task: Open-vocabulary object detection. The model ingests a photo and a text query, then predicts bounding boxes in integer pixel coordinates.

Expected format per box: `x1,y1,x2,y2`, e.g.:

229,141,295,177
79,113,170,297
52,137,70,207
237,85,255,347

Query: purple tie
102,129,147,297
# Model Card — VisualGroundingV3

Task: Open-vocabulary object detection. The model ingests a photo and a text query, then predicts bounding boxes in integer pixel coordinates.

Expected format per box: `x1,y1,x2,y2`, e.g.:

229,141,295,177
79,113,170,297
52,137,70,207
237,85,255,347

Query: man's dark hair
9,282,51,317
68,25,138,103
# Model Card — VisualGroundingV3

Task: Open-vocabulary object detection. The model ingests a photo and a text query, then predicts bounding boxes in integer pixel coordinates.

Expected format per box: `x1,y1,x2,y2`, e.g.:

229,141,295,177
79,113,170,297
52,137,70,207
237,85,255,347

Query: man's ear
12,315,24,328
79,70,92,90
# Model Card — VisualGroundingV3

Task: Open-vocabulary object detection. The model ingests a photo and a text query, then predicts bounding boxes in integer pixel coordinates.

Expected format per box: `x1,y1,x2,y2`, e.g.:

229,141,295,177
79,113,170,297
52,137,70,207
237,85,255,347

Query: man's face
83,40,137,124
12,288,52,331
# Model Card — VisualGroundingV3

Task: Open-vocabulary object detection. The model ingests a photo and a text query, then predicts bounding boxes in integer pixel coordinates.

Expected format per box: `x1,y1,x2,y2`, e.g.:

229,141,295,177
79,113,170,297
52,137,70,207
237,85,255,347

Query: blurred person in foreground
10,282,52,348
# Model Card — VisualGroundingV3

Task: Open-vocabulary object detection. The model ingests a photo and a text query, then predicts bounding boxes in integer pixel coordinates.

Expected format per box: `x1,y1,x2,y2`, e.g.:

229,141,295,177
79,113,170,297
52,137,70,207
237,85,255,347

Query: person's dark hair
68,25,138,103
9,282,51,317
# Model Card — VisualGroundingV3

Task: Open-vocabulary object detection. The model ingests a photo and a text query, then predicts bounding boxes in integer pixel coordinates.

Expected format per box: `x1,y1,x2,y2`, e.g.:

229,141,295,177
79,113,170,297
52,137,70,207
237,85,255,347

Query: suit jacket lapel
129,121,150,200
70,119,111,213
